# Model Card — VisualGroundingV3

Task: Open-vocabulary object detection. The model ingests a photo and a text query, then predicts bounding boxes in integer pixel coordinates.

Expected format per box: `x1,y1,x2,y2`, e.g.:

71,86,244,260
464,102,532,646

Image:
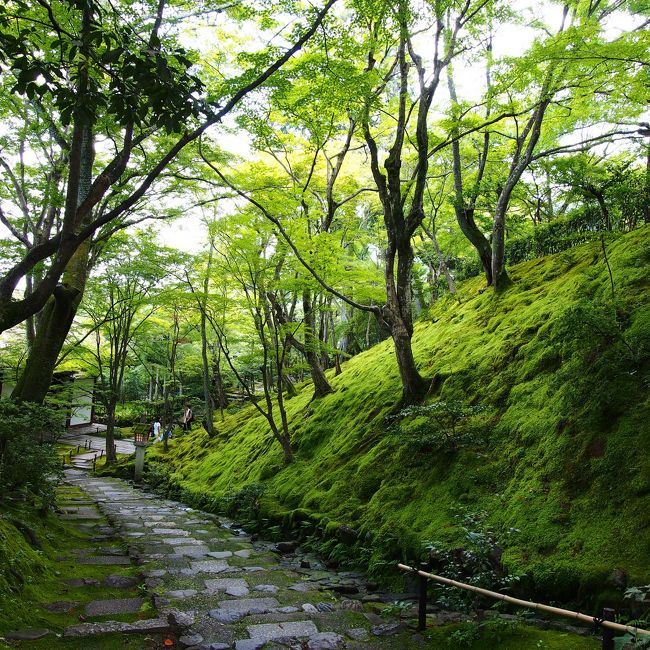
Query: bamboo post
418,562,428,631
602,608,615,650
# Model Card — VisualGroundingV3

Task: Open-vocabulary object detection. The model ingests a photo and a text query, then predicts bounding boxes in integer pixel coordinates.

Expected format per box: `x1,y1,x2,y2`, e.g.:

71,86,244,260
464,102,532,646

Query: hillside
147,227,650,607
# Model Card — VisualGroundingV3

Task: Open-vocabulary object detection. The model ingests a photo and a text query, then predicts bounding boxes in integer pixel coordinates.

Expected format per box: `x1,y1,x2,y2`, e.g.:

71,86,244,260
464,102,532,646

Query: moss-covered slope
151,227,650,604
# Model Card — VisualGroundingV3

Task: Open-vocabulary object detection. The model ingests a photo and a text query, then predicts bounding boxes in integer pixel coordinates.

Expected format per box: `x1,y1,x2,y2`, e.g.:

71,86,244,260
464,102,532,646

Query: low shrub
0,400,64,507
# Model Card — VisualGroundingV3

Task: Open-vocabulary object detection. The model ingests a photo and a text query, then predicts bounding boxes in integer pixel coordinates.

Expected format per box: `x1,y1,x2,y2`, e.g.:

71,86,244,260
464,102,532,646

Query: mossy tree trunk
200,243,215,437
302,290,333,399
447,41,494,287
11,119,94,404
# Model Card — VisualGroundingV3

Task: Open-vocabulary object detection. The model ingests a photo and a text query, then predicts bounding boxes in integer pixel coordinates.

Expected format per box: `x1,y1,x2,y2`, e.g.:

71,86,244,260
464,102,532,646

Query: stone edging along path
55,469,427,650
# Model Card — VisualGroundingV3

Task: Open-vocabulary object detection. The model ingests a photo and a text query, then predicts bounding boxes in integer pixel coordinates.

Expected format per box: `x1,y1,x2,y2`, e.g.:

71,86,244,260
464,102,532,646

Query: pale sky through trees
156,0,643,254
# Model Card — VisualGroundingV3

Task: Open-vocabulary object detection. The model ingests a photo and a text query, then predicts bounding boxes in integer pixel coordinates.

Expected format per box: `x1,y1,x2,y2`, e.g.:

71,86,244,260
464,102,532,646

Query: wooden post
92,457,96,472
418,563,428,631
602,608,615,650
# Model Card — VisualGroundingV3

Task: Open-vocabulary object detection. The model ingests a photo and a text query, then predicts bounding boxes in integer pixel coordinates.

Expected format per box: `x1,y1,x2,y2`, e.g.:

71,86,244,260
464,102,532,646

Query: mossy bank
145,227,650,608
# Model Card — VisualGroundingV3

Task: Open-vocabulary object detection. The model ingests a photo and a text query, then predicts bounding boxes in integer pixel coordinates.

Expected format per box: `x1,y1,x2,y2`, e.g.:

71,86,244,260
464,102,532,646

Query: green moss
0,486,143,636
143,227,650,607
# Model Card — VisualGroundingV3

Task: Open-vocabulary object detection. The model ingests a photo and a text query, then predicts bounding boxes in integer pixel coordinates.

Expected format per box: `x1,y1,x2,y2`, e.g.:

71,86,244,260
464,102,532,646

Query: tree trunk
491,195,512,291
593,191,611,231
200,309,215,436
11,281,82,402
380,238,428,405
302,290,333,399
643,144,650,223
105,399,117,464
200,246,215,436
456,209,493,285
389,318,428,405
429,227,456,295
12,238,91,403
212,348,228,421
11,122,94,404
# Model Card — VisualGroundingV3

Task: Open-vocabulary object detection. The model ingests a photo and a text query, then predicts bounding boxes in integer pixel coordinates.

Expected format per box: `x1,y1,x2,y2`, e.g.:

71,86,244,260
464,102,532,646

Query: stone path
58,469,423,649
61,430,136,455
60,431,136,471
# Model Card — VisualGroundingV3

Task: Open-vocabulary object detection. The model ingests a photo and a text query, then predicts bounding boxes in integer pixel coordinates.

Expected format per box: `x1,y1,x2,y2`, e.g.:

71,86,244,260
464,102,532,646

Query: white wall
69,377,94,426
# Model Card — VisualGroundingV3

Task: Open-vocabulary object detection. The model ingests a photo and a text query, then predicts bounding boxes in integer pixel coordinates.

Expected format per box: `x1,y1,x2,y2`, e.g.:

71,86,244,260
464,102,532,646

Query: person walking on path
182,404,193,432
152,417,161,441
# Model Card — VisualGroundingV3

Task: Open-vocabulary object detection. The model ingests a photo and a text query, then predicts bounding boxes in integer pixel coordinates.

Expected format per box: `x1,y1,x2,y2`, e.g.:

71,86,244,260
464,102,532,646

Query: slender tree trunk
105,398,117,463
643,144,650,223
200,309,215,436
365,312,372,349
381,240,428,405
457,210,493,284
429,227,456,295
200,246,215,436
491,199,511,291
388,316,428,405
212,348,228,421
302,290,333,399
25,274,35,352
593,191,611,231
448,64,493,286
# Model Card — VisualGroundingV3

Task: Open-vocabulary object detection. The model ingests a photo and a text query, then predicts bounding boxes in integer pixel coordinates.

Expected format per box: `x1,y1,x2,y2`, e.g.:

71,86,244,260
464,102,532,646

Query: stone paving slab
60,511,103,520
5,628,52,640
205,578,250,596
246,620,319,642
174,545,211,556
163,537,206,545
42,600,79,613
64,617,170,637
190,559,231,573
103,575,139,588
217,597,279,613
85,597,145,616
77,555,132,565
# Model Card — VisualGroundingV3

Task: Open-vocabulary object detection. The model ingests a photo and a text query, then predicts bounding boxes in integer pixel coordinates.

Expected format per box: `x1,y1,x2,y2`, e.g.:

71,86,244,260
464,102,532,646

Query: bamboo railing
398,563,650,648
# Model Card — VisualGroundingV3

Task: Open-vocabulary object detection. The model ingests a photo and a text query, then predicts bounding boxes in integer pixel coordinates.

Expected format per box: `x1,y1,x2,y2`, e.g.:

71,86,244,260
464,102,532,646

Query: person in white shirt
182,405,193,431
152,418,161,441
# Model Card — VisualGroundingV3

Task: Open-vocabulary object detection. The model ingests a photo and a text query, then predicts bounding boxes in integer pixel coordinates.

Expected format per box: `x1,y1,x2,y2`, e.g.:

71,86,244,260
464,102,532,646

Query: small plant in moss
447,621,481,646
614,586,650,649
424,510,521,613
381,600,413,618
219,483,266,527
388,400,489,453
614,627,650,650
